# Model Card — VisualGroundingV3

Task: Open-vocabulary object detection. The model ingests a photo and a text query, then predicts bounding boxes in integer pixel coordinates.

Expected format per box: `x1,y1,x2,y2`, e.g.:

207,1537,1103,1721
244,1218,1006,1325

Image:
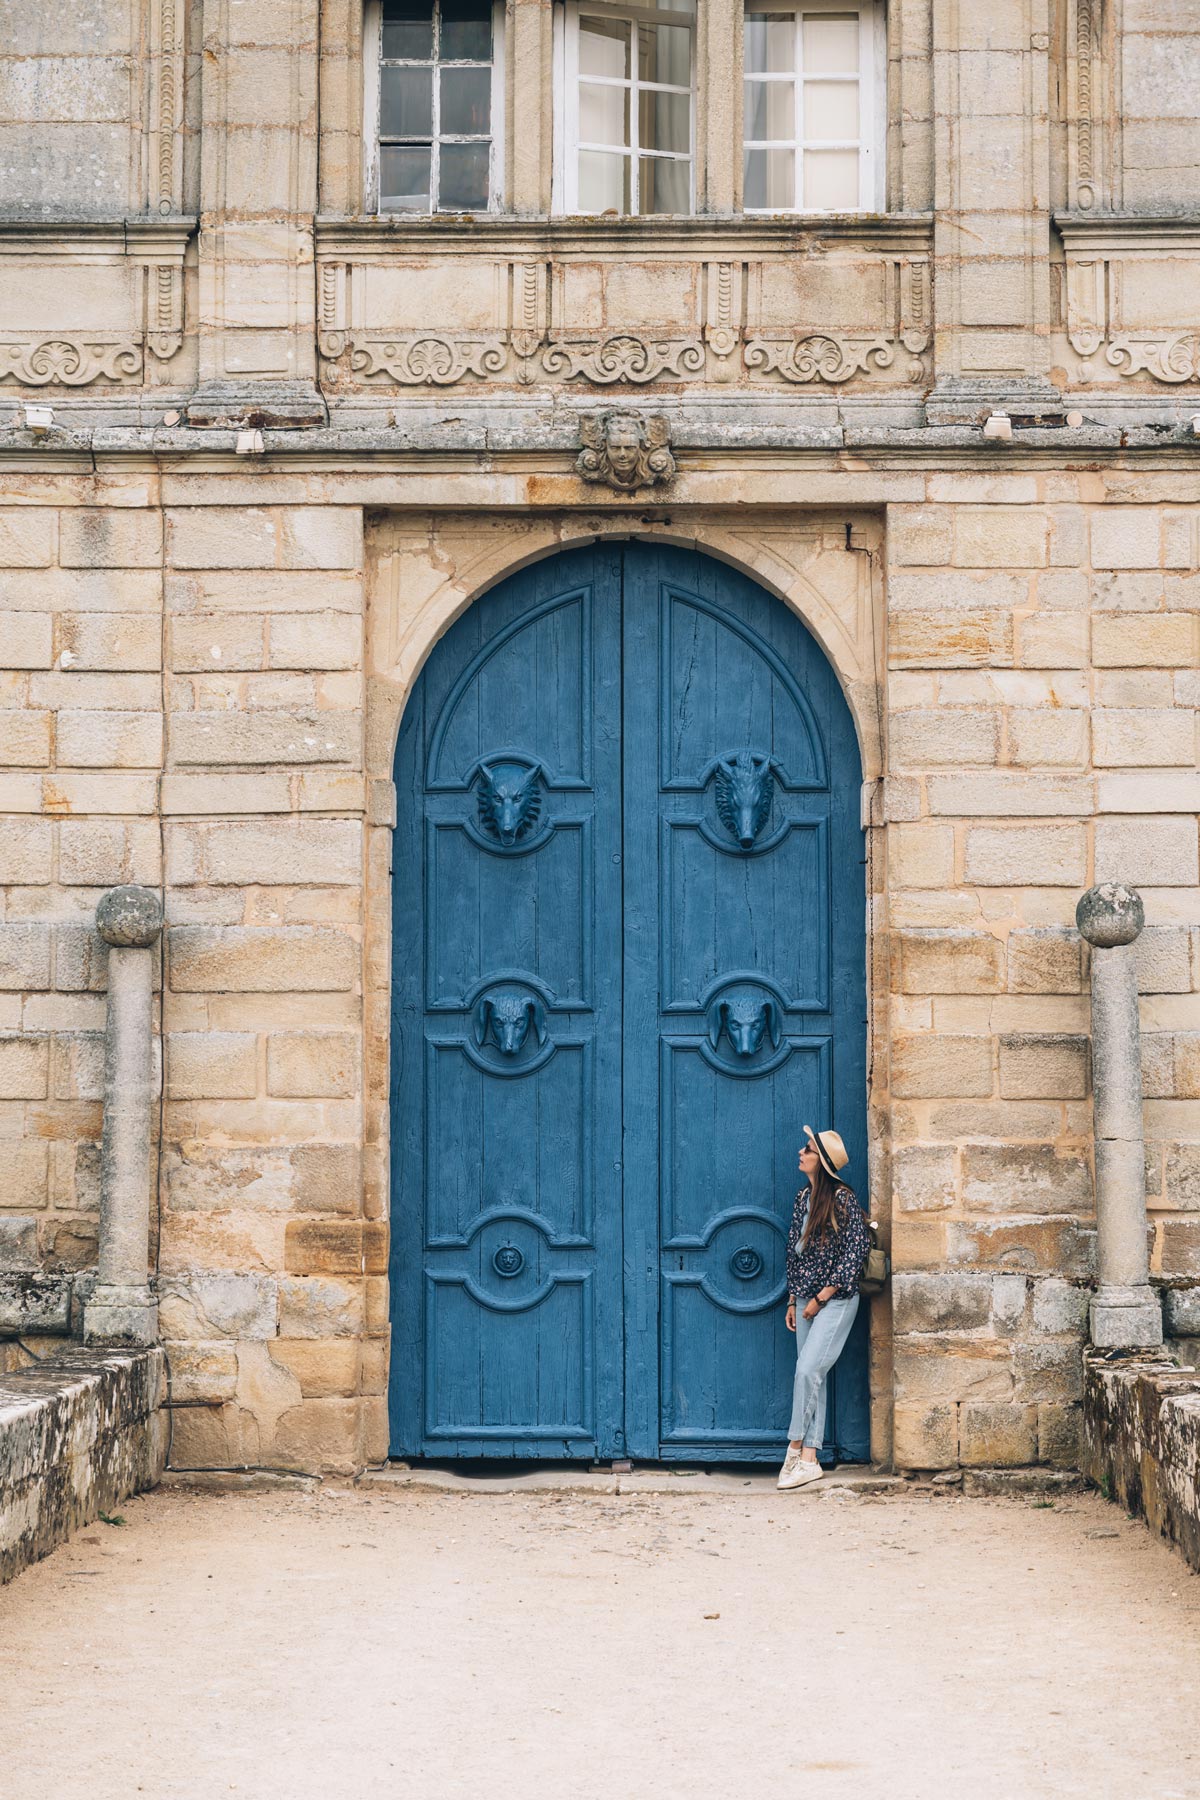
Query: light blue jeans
788,1293,860,1448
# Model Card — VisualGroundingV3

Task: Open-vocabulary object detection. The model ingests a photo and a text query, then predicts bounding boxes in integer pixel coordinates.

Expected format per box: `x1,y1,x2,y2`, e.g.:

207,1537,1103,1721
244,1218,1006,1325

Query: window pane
804,79,858,139
382,0,433,59
640,155,689,214
640,88,690,155
579,15,629,79
802,12,859,72
745,12,794,75
441,65,491,133
639,22,691,88
439,140,491,208
380,143,432,210
440,0,491,60
578,148,630,213
580,81,629,148
744,79,794,141
744,145,794,209
803,146,858,207
380,65,434,137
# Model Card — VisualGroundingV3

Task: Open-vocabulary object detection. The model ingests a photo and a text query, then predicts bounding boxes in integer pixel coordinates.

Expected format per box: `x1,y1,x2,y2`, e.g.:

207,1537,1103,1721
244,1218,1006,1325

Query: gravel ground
2,1479,1199,1800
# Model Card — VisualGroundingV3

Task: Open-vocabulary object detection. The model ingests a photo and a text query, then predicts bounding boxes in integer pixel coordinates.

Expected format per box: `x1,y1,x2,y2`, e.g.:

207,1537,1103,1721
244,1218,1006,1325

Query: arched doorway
389,542,868,1462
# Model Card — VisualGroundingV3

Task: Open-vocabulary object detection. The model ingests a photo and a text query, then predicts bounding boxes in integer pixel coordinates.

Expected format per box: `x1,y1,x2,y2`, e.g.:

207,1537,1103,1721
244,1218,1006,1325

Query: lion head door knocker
575,410,676,493
706,994,782,1060
476,759,544,848
474,990,549,1058
714,752,778,850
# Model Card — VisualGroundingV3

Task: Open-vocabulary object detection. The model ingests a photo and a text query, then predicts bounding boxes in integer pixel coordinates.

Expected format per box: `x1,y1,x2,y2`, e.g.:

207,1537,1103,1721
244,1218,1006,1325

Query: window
370,0,504,213
743,5,879,213
558,3,696,215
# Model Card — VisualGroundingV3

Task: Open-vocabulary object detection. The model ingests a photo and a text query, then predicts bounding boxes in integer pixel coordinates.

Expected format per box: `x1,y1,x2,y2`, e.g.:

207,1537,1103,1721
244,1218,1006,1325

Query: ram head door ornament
706,995,783,1059
714,752,778,849
575,410,676,493
474,991,549,1057
476,760,544,848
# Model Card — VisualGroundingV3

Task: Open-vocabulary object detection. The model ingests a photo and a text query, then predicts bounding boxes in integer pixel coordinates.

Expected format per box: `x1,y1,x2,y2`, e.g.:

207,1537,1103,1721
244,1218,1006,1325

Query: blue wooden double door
390,543,868,1462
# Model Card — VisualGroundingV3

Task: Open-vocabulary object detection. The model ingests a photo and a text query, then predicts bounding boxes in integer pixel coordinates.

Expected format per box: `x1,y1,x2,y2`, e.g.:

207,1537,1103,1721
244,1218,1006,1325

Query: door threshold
359,1461,901,1497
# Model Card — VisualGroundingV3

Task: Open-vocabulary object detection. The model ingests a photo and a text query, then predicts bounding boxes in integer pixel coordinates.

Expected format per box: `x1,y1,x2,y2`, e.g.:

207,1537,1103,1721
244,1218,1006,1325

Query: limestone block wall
885,478,1200,1470
2,464,1199,1475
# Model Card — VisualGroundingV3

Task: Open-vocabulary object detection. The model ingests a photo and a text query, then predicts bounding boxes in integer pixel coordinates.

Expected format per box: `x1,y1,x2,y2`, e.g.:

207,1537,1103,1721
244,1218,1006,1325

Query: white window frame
364,0,506,215
554,1,697,217
742,1,884,215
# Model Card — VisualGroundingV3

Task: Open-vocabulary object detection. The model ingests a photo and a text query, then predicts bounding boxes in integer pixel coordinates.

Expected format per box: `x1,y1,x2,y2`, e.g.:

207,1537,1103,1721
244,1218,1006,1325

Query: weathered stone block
283,1220,363,1276
1095,816,1198,887
269,1396,362,1475
1092,614,1194,668
1093,708,1195,767
58,819,161,887
268,1337,359,1398
892,1402,959,1469
1037,1402,1081,1469
1013,1338,1085,1403
57,614,161,674
897,931,1005,994
892,1272,992,1333
955,508,1048,569
888,823,955,889
0,508,55,568
945,1217,1095,1278
166,1033,258,1101
959,1402,1037,1467
0,820,52,884
963,825,1087,887
1007,931,1083,995
267,611,361,670
1007,708,1090,768
168,926,357,993
157,1272,278,1341
0,1036,49,1099
0,1141,49,1210
961,1145,1092,1214
277,1276,365,1339
997,1034,1088,1099
166,1342,239,1404
1031,1278,1090,1336
892,1034,993,1098
890,708,1000,768
167,507,278,570
170,712,359,767
0,924,51,991
267,1032,359,1098
892,1144,957,1212
56,710,163,768
166,819,362,887
1137,927,1195,995
888,612,1013,668
59,510,163,569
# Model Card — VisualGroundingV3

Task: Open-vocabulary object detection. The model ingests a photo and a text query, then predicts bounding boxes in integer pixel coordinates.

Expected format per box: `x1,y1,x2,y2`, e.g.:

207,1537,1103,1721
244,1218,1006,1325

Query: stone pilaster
928,0,1055,418
188,0,322,423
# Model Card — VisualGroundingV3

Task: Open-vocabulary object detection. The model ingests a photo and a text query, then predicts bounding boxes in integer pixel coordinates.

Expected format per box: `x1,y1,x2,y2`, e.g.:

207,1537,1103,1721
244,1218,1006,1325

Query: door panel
390,542,868,1462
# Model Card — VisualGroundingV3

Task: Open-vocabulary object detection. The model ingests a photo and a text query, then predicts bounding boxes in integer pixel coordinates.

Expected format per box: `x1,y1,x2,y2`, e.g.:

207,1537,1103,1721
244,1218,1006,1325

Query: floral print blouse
786,1184,871,1301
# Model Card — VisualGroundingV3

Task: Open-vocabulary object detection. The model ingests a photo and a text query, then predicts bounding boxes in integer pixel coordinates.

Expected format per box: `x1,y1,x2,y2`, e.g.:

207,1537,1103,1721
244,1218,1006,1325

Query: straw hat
803,1125,849,1181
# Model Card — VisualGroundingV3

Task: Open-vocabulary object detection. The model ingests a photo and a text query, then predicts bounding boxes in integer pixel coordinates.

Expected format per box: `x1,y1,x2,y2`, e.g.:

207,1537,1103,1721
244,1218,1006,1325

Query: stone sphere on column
1076,882,1145,949
96,885,164,949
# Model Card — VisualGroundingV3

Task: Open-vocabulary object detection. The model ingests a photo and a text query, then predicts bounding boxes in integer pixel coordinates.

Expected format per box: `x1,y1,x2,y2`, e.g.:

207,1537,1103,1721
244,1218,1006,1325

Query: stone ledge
1082,1349,1200,1574
0,1346,165,1585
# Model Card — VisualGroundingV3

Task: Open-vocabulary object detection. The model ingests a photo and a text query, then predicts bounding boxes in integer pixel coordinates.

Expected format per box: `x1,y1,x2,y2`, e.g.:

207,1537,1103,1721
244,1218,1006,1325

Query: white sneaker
776,1447,803,1489
778,1457,824,1492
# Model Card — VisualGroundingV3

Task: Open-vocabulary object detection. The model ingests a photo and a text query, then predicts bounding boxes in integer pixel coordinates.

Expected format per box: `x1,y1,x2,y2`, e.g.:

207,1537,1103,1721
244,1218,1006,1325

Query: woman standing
778,1126,871,1491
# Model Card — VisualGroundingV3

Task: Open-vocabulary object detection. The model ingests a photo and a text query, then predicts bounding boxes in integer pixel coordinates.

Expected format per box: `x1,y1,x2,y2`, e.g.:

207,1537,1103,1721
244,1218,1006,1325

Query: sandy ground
3,1477,1200,1800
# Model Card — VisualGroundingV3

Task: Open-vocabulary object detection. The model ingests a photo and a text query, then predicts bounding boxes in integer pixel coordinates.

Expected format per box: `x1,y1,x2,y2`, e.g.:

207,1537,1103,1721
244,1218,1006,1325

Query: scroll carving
348,335,509,384
0,339,144,387
743,334,895,385
1066,251,1200,384
542,334,705,384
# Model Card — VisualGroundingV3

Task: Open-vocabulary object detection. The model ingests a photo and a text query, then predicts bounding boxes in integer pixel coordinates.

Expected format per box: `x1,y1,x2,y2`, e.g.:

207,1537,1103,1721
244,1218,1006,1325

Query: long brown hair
801,1159,845,1244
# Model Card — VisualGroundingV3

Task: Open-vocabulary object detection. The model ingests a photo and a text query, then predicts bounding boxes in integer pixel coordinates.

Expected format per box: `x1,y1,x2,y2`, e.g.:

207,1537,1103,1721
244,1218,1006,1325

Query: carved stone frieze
1104,334,1200,385
543,334,705,385
575,411,676,492
0,339,144,387
348,336,510,384
743,334,895,385
146,263,184,363
1061,234,1200,386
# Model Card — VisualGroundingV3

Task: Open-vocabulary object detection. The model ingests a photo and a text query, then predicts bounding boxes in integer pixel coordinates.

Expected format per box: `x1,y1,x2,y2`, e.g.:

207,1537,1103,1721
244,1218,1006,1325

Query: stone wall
1082,1349,1200,1574
0,1345,165,1584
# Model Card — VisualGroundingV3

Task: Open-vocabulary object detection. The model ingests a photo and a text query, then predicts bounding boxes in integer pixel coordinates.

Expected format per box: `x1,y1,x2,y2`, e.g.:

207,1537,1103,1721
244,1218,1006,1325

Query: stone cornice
0,216,197,257
1055,213,1200,253
315,212,935,258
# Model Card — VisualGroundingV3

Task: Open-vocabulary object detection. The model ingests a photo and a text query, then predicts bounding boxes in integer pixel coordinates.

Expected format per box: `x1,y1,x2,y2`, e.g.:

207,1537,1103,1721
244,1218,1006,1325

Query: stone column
1076,883,1163,1350
83,887,164,1350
